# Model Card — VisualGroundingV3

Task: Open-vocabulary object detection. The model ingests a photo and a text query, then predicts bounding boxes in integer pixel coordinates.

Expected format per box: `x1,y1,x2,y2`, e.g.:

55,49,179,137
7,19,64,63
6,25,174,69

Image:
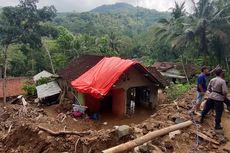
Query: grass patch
166,83,192,101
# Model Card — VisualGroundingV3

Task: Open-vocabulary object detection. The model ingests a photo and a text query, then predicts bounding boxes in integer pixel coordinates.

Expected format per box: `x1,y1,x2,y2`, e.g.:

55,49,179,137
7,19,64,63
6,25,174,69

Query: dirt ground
0,88,230,153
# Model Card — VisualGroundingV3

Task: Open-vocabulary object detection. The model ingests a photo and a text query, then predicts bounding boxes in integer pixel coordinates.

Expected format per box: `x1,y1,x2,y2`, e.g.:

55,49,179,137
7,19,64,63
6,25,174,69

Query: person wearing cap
190,66,209,115
200,68,228,130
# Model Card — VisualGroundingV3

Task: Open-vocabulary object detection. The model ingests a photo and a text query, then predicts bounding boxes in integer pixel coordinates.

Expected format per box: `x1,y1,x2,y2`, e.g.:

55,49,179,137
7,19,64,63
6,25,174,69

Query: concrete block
117,125,130,138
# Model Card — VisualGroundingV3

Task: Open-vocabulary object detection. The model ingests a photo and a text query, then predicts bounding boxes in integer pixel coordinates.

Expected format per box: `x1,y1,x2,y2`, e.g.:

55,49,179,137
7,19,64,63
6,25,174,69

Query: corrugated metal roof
36,81,61,99
161,72,186,79
153,62,198,77
33,70,53,82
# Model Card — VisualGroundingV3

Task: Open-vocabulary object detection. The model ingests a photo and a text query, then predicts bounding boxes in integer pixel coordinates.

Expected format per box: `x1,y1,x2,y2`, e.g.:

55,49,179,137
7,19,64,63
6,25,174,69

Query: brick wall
0,77,29,98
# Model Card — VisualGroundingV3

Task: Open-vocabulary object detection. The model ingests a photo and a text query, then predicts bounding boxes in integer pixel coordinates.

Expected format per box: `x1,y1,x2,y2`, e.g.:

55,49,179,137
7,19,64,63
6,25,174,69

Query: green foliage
0,0,57,47
53,4,170,37
1,1,230,78
225,73,230,87
154,0,230,66
166,84,192,101
0,0,57,79
35,77,54,86
22,80,36,96
91,2,134,13
57,26,74,49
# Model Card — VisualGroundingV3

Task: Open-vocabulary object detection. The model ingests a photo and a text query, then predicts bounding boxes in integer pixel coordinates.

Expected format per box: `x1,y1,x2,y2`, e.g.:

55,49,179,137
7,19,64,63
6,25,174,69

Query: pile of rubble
0,88,229,153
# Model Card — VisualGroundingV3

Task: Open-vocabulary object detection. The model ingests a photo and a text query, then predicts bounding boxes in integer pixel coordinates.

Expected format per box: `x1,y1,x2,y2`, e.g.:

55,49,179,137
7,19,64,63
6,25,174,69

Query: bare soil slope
0,88,229,153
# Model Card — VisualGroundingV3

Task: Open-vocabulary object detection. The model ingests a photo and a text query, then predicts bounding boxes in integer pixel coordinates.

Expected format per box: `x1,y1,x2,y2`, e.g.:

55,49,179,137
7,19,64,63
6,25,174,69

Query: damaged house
153,61,198,83
34,70,61,105
58,55,167,116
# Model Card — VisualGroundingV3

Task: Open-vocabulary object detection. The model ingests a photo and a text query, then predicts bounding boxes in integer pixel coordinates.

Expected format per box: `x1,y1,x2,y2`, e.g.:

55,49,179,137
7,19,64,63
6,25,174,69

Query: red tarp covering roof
71,57,137,98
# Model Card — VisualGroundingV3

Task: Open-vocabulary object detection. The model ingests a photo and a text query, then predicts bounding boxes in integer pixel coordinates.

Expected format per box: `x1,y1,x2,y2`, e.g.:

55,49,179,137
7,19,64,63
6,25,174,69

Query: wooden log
103,120,193,153
38,125,91,136
195,131,219,145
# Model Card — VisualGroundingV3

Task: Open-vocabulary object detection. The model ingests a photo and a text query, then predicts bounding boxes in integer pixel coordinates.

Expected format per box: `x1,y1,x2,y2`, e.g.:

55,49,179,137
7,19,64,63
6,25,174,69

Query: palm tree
155,0,230,65
188,0,230,64
154,1,187,49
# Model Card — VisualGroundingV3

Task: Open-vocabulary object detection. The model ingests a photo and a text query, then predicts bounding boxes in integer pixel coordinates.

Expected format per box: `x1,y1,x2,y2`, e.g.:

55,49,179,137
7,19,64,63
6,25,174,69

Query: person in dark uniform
200,69,228,130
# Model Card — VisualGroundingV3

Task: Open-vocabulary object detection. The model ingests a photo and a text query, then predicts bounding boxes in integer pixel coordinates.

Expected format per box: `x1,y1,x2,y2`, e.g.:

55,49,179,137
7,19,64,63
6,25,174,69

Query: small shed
36,81,61,99
34,71,61,104
33,70,53,82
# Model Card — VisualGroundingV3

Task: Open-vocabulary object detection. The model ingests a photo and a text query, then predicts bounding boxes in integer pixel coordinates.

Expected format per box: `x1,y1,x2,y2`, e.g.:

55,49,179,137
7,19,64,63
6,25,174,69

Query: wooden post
3,45,9,104
102,120,193,153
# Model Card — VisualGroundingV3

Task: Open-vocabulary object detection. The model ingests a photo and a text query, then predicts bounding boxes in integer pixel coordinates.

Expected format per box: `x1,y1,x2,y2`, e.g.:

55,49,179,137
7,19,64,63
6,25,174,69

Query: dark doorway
100,94,112,113
127,86,151,114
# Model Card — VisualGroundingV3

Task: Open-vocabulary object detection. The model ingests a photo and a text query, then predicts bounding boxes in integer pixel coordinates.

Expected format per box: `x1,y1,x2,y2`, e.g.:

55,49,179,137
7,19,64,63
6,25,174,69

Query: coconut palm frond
158,18,170,25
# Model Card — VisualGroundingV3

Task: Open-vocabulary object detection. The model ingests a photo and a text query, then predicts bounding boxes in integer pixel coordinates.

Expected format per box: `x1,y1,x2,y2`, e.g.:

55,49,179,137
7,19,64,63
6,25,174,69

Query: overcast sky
0,0,193,12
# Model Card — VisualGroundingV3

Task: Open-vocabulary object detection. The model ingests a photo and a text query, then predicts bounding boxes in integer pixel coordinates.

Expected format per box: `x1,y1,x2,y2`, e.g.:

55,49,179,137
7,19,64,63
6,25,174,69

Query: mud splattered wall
114,66,154,90
113,66,159,114
112,88,126,116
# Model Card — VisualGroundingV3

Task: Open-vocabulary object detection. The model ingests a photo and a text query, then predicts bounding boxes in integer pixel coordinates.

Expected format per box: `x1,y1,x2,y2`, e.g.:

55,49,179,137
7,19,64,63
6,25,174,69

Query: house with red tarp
58,55,167,116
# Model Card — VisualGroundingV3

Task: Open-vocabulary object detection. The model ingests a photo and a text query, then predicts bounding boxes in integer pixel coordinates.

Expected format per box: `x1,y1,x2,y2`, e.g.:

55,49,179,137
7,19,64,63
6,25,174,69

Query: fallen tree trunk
195,131,219,145
103,120,193,153
38,126,91,136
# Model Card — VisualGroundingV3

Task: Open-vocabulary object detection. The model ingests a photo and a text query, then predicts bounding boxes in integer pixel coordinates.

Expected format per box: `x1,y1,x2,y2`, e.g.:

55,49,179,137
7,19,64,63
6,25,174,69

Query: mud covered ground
0,88,229,153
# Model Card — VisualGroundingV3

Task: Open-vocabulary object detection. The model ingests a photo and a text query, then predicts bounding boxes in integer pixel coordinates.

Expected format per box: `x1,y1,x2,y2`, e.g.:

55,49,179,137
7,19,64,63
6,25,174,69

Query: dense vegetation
0,0,230,78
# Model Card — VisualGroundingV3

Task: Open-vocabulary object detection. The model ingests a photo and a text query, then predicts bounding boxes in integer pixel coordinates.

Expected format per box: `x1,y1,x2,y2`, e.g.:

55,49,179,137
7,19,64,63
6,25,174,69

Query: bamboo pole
103,120,193,153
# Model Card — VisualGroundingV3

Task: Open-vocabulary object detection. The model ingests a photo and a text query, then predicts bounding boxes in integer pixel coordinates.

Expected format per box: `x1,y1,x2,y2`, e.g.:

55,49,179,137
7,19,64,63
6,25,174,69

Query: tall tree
154,0,230,65
0,0,56,103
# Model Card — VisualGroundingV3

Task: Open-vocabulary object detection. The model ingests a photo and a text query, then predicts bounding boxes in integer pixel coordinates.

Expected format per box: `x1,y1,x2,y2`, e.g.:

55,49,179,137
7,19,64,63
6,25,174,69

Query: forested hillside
91,2,134,13
53,3,170,36
0,1,230,78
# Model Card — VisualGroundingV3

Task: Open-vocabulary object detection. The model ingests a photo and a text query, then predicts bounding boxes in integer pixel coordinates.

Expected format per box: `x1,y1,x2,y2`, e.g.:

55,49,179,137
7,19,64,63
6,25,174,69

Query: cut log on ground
103,120,193,153
195,131,220,145
38,125,91,136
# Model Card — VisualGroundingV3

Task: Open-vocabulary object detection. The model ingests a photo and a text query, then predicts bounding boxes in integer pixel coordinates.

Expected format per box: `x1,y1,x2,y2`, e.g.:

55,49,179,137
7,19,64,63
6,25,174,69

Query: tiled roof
58,55,104,82
146,66,169,87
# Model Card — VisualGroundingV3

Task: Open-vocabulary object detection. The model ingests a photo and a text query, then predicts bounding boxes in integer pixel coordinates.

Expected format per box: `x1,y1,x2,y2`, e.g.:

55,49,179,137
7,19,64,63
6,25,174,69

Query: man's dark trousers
201,99,224,127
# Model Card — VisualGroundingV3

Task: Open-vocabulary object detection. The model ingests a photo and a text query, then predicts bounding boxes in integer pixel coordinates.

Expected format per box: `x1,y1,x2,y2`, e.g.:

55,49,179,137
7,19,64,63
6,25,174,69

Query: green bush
22,80,37,96
225,73,230,87
35,77,54,86
166,83,192,101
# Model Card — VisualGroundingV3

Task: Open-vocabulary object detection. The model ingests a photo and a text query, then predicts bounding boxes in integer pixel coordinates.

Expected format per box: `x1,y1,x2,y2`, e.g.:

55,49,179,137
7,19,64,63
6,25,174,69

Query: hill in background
53,2,170,37
91,2,134,13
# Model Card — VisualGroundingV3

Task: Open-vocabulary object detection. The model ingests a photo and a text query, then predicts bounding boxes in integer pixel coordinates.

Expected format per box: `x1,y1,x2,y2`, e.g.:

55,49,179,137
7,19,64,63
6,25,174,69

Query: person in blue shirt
190,66,209,114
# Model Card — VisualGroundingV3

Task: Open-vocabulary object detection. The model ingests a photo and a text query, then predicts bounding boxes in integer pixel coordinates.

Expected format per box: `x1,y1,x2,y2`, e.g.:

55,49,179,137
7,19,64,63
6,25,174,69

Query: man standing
200,69,228,129
190,66,209,115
